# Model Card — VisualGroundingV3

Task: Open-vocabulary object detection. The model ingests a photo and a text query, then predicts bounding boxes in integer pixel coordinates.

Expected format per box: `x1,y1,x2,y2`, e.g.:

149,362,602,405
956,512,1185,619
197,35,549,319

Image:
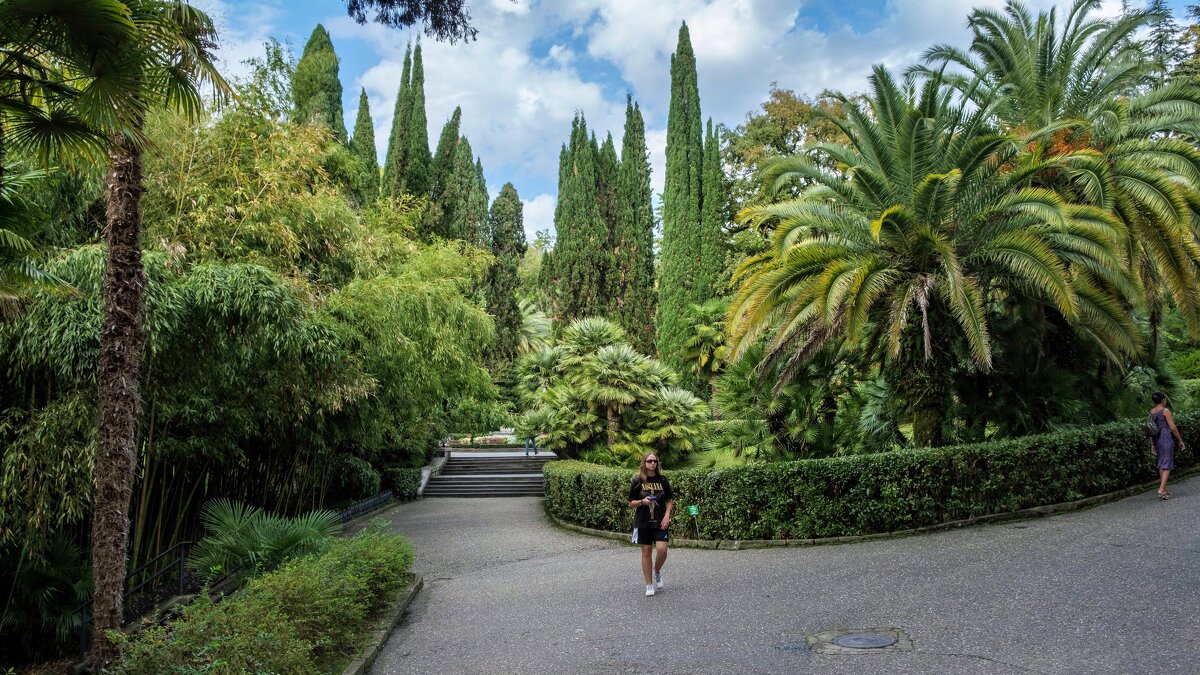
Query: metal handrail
76,540,193,652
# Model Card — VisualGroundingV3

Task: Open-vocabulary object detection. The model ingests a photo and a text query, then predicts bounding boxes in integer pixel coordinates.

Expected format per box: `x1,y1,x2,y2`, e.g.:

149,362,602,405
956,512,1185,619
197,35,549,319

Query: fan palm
189,498,342,582
728,66,1138,447
921,0,1200,350
517,298,551,354
573,344,657,447
636,387,709,462
38,1,230,664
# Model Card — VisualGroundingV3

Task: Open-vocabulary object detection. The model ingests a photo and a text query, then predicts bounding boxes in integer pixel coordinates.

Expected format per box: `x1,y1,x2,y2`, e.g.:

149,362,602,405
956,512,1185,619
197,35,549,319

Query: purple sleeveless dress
1152,409,1175,471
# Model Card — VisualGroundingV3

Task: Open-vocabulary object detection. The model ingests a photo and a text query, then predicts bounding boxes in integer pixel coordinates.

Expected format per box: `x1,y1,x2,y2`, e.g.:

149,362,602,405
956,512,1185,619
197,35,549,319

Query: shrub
188,499,342,582
382,466,423,500
1169,349,1200,380
114,527,414,674
331,454,382,501
545,414,1196,540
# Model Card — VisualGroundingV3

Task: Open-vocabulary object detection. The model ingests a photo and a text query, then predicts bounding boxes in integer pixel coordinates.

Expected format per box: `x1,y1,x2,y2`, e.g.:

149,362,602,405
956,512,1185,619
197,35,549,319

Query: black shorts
632,527,669,545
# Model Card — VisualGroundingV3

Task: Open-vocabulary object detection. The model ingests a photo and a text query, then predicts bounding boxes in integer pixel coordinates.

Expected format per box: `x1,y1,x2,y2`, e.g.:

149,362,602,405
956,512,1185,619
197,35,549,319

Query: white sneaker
644,584,655,597
654,571,664,589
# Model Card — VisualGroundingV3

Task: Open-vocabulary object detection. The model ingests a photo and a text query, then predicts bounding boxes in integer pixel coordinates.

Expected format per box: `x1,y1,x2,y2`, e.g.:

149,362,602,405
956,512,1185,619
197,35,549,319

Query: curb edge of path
342,573,425,675
547,467,1199,550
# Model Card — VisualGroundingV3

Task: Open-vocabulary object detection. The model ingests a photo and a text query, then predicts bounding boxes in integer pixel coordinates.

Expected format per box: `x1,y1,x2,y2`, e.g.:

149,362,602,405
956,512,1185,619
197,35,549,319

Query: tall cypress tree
541,142,571,312
658,21,705,382
487,183,526,365
468,158,490,246
349,88,378,204
292,24,347,142
382,44,412,197
613,97,657,354
402,42,431,196
430,106,462,200
595,131,620,312
438,134,476,240
698,117,725,298
552,115,609,323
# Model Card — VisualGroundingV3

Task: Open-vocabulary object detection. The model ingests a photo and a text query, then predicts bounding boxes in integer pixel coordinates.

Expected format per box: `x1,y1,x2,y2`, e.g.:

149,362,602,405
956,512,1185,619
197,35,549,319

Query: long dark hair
635,453,661,483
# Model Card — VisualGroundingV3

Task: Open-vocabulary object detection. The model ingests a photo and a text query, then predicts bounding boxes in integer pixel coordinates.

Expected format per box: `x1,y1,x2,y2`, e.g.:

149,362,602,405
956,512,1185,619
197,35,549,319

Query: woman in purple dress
1148,392,1185,500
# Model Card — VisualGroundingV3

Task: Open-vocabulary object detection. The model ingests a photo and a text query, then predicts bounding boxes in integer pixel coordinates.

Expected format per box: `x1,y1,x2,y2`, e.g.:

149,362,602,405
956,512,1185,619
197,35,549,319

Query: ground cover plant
112,526,413,674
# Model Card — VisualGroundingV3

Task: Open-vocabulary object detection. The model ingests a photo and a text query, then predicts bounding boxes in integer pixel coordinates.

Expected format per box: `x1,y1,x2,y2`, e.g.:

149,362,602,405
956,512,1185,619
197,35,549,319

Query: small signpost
686,504,699,538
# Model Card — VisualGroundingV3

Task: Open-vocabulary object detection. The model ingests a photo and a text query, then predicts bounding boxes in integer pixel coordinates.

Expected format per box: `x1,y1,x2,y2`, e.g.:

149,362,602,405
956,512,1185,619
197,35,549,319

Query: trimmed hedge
545,414,1196,540
113,527,414,674
383,466,423,500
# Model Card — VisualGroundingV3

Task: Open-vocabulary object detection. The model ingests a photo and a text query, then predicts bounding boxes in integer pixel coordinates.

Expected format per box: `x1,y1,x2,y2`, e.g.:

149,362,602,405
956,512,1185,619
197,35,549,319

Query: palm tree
680,299,728,386
574,344,657,447
11,1,234,662
636,387,709,462
517,298,551,354
0,0,141,311
728,67,1138,447
921,0,1200,352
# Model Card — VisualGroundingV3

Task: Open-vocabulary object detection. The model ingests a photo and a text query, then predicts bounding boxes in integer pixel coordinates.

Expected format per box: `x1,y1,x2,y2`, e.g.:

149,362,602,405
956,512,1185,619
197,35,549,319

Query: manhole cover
831,633,896,649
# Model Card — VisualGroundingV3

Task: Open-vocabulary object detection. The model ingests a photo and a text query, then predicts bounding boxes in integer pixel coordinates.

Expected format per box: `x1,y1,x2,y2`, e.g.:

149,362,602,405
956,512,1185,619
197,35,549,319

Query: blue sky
195,0,1192,238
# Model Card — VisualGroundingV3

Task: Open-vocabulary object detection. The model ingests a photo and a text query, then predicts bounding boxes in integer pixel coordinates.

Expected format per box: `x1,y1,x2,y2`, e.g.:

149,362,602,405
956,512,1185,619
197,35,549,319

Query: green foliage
381,467,423,500
486,183,526,366
729,66,1139,447
292,25,347,143
516,317,705,465
611,98,657,354
349,88,379,204
1170,349,1200,379
0,533,92,657
659,22,719,389
681,299,728,386
115,528,414,674
382,43,412,197
547,414,1198,540
331,454,382,501
549,115,611,324
402,43,431,196
188,499,342,582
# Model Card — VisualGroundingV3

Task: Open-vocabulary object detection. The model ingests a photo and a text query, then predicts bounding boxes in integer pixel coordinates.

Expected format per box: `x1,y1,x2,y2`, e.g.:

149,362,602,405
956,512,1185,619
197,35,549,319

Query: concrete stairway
423,453,554,498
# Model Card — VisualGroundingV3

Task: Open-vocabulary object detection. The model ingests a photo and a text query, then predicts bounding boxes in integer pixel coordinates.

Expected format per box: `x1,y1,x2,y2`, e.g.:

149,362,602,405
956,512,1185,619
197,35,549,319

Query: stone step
423,488,544,497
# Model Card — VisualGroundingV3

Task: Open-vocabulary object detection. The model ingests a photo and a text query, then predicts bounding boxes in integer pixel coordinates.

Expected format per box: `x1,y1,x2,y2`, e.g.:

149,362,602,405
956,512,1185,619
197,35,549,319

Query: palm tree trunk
90,131,147,667
607,406,618,448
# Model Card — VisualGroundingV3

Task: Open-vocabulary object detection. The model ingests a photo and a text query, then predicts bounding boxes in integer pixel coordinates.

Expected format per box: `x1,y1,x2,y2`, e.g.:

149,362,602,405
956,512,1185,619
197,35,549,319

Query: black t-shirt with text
629,473,672,529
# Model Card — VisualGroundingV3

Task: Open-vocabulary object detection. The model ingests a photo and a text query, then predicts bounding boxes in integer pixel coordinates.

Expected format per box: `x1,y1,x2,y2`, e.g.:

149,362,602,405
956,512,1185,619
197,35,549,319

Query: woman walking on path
1148,392,1185,499
628,453,673,596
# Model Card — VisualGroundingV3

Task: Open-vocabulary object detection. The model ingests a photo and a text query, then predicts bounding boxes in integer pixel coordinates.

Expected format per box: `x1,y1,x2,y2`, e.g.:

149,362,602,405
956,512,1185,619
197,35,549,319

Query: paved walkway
369,478,1199,674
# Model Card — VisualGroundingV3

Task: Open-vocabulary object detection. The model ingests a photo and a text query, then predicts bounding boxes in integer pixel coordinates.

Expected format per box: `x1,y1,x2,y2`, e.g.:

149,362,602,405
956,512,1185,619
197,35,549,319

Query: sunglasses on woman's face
645,459,658,464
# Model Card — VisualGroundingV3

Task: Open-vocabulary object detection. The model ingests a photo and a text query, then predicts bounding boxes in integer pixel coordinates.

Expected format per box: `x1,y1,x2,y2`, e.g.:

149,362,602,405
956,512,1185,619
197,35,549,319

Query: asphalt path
369,477,1199,675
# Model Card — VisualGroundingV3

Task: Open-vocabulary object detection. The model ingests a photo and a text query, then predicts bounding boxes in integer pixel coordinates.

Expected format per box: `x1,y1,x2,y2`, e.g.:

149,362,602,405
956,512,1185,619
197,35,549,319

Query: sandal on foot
1158,492,1170,500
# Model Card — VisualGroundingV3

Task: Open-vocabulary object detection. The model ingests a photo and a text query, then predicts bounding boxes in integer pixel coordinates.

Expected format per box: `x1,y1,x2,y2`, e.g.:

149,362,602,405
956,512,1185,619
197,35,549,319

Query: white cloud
523,193,556,241
191,0,283,82
208,0,1145,236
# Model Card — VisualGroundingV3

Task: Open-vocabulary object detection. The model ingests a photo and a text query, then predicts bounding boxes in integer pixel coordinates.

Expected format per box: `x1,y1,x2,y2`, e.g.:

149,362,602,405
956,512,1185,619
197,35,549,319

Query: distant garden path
369,479,1198,674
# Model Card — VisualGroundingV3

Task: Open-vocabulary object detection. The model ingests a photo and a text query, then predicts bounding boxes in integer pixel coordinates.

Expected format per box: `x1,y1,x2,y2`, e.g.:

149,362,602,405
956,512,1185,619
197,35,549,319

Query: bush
114,527,414,674
1169,349,1200,379
331,455,381,501
545,414,1197,540
382,466,423,501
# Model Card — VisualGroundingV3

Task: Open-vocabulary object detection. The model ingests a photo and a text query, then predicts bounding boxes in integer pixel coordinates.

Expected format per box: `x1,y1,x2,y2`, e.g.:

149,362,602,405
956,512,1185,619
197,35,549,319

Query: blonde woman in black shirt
628,452,673,596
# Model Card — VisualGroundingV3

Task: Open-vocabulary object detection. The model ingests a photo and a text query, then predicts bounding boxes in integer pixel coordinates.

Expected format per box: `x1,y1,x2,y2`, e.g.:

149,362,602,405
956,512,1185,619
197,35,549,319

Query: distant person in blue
1148,392,1184,500
627,452,672,596
524,436,538,457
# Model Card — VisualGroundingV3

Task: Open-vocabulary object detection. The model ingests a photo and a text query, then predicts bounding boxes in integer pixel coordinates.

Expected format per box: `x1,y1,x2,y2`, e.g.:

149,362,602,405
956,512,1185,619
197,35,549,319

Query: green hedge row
545,414,1195,540
383,466,423,501
113,527,414,674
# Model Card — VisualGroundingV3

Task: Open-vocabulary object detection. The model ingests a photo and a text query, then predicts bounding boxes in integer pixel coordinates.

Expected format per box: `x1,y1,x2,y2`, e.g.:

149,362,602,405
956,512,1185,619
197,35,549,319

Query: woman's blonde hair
635,452,662,483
